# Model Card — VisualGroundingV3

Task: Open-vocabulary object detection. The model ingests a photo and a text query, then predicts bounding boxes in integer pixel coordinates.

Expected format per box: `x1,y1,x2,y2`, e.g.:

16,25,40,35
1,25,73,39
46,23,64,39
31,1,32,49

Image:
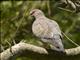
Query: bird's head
30,9,45,18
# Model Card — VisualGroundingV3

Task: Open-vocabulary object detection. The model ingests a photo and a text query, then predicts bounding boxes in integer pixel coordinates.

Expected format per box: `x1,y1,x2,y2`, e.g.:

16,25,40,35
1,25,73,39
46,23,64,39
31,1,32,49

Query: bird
30,9,65,52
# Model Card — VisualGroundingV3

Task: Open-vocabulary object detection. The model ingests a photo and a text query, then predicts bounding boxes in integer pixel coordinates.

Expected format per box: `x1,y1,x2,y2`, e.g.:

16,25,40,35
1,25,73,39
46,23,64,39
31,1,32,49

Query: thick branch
60,0,80,12
65,46,80,55
0,42,80,60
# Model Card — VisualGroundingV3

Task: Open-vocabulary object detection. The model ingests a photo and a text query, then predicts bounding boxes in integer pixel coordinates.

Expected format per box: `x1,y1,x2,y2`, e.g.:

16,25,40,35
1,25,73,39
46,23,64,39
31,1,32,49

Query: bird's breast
32,20,51,37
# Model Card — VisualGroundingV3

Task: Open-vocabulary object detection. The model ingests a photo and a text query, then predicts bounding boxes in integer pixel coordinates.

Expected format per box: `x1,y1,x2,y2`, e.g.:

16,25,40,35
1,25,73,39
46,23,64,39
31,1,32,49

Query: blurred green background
0,0,80,60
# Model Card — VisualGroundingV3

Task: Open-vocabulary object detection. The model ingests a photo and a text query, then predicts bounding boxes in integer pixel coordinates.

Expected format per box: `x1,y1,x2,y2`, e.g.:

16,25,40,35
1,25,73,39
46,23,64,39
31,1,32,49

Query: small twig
47,0,51,17
58,7,74,12
62,31,80,47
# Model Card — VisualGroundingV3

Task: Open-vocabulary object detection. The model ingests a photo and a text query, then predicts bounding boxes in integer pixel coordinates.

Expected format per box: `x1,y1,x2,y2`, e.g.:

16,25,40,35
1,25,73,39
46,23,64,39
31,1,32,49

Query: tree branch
59,0,80,13
0,42,80,60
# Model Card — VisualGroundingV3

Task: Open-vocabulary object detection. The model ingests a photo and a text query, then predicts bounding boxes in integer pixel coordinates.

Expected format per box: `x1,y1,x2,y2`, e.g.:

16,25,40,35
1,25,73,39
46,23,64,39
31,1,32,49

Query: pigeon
30,9,65,52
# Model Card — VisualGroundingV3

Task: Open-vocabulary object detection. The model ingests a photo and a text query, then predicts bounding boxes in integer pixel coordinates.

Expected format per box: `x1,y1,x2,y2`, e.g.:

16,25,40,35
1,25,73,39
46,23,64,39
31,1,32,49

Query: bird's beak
29,11,35,20
30,11,32,15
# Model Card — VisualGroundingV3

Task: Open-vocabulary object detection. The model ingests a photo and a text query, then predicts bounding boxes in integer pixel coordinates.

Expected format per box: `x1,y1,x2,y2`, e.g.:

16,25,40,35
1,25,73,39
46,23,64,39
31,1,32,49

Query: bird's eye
30,11,35,15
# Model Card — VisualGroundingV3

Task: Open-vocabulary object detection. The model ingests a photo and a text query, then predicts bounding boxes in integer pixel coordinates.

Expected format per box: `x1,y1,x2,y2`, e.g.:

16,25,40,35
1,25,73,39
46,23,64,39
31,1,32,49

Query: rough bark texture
0,42,80,60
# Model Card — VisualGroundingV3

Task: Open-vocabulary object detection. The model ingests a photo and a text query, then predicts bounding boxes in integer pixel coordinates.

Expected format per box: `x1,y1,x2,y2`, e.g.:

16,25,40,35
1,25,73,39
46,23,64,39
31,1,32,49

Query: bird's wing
40,19,64,52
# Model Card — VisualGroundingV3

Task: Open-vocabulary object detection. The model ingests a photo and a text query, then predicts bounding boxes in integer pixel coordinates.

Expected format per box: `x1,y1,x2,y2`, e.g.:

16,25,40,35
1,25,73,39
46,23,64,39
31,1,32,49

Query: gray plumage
30,9,64,52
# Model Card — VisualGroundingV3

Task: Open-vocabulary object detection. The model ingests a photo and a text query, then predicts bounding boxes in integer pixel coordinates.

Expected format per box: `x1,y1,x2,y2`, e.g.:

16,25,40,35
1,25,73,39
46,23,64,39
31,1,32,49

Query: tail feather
50,35,64,52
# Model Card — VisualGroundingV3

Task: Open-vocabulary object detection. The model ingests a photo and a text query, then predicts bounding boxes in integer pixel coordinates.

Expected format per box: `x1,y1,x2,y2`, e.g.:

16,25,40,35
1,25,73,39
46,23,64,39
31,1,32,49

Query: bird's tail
50,35,65,52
